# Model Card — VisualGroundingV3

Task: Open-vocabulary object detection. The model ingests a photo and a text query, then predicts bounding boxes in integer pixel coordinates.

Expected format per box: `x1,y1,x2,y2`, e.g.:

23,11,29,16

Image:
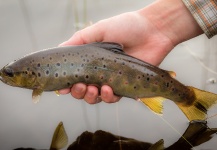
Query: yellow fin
55,90,60,96
50,122,68,150
168,71,176,78
176,86,217,121
140,97,165,114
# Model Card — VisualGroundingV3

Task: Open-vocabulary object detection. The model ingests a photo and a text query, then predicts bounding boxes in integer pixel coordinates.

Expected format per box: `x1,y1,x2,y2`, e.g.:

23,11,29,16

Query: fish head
0,61,37,89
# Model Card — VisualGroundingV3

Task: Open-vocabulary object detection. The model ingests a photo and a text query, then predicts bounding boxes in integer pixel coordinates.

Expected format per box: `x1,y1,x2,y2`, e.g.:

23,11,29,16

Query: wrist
137,0,203,46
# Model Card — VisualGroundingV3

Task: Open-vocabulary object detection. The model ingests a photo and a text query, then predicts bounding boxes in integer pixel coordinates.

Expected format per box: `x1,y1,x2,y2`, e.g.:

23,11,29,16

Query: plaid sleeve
182,0,217,38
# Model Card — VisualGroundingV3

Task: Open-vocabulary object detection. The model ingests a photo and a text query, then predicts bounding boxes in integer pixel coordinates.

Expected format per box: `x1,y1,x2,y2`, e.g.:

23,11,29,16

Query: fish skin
0,42,217,121
0,42,191,101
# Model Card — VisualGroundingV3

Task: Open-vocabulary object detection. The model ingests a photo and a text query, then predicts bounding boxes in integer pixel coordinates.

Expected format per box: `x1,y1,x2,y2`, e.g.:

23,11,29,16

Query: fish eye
4,68,14,77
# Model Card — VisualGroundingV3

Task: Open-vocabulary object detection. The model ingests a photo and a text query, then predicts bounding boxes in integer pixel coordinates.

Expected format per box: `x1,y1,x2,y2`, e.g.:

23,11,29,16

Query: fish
1,42,217,121
68,130,164,150
68,120,217,150
14,121,68,150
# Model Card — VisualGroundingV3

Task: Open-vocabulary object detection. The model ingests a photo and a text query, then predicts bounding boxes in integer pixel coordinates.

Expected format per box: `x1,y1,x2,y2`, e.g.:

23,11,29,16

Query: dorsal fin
50,122,68,150
90,42,124,53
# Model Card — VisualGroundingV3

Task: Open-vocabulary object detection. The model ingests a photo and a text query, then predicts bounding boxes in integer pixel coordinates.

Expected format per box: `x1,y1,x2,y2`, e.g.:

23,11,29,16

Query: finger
84,86,100,104
59,22,105,46
70,83,87,99
58,88,71,95
101,85,121,103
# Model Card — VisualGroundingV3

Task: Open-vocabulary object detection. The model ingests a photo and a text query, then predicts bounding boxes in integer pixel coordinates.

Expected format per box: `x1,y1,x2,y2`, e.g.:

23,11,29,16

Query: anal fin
140,97,166,114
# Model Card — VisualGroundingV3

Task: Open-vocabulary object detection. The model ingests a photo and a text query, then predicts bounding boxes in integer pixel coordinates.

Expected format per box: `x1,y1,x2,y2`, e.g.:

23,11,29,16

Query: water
0,0,216,149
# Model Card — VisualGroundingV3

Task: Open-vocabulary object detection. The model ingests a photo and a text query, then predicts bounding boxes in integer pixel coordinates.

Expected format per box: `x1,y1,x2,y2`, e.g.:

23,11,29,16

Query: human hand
58,11,174,104
58,0,203,104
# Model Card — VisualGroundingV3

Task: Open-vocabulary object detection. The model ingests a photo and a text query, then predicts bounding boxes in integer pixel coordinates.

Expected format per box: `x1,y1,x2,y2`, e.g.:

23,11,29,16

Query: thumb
59,23,104,46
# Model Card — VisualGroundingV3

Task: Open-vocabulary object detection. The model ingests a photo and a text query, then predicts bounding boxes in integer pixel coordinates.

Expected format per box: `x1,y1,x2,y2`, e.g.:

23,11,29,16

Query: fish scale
1,42,217,121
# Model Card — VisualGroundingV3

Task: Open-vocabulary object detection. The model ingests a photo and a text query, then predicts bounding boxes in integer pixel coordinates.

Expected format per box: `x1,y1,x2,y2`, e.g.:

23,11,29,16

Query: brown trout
0,42,217,121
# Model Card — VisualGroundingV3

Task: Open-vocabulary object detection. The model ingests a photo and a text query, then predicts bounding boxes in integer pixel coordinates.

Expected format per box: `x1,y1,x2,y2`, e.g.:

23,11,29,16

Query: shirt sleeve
182,0,217,38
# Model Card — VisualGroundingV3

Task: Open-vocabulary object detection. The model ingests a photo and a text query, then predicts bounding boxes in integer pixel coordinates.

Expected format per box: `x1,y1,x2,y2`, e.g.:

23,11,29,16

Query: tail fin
176,86,217,121
50,122,68,150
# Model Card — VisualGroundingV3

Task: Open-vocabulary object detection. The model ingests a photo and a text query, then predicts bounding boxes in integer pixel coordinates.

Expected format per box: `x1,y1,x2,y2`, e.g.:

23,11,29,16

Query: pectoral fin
32,89,43,103
140,97,166,114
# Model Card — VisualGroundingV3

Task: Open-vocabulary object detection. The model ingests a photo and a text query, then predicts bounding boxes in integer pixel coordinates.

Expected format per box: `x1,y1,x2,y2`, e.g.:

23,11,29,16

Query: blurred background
0,0,217,149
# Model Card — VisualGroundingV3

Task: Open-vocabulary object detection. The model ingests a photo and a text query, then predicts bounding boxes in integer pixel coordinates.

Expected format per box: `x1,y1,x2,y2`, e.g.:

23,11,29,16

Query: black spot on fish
100,75,104,80
122,62,125,65
85,54,88,57
81,64,84,67
161,75,164,78
75,74,78,78
38,72,41,77
46,70,49,75
56,63,60,66
50,57,52,60
80,55,83,58
91,55,94,57
114,59,117,63
83,59,86,62
87,59,90,62
32,72,36,75
118,71,122,75
137,76,141,79
56,52,59,55
166,82,169,87
103,65,106,68
77,52,80,55
77,69,80,72
71,63,74,66
62,54,65,57
64,59,67,62
172,88,175,91
147,77,150,81
47,64,50,67
23,71,28,74
67,82,71,86
27,68,30,71
101,57,104,60
85,75,89,79
42,57,45,59
63,71,66,76
55,73,59,77
134,86,137,89
37,63,41,67
94,66,97,70
171,81,173,83
68,53,71,56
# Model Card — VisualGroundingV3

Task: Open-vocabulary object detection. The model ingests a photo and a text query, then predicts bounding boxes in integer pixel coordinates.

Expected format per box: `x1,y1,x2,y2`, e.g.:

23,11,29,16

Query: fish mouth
0,71,2,82
0,70,6,83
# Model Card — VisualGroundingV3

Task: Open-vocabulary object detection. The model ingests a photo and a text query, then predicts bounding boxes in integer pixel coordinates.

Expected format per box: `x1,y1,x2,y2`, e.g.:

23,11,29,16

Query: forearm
137,0,203,46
